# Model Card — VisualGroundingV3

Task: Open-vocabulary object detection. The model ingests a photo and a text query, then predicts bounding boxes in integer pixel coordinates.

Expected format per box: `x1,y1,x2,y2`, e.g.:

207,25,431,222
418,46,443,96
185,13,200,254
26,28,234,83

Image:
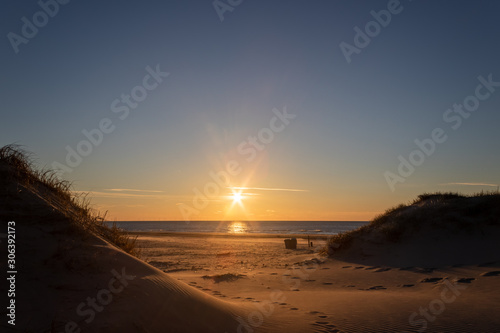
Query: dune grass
0,144,139,257
324,191,500,255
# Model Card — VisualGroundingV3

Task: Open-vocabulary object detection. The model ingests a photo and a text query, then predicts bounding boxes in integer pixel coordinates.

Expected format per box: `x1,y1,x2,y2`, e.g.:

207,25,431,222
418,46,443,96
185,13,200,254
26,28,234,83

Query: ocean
107,221,368,235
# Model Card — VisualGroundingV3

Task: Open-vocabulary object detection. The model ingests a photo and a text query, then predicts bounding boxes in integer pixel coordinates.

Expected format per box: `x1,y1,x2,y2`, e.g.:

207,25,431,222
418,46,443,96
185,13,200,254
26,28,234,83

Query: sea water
106,220,368,235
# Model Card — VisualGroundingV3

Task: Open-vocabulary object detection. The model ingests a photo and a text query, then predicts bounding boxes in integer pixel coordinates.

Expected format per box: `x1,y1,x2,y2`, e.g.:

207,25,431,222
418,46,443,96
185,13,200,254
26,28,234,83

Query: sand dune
0,151,259,333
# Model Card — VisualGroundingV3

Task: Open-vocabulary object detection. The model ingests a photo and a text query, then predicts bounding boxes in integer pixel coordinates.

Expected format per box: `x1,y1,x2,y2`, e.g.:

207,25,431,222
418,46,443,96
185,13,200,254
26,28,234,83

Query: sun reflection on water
228,221,248,234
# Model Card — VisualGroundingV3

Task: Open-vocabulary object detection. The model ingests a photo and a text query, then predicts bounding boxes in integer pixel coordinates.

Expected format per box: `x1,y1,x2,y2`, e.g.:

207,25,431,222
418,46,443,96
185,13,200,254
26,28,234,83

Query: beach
134,231,500,333
3,146,500,332
132,232,327,272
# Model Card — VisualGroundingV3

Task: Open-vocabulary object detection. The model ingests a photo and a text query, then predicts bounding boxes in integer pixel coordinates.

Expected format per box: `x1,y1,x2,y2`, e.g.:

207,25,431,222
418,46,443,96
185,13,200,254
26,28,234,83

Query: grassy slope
0,144,138,256
325,192,500,255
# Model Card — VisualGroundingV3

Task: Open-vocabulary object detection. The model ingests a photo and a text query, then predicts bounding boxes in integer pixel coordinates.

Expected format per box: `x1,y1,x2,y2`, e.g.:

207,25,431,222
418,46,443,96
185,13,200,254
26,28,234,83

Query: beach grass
0,144,139,256
325,191,500,254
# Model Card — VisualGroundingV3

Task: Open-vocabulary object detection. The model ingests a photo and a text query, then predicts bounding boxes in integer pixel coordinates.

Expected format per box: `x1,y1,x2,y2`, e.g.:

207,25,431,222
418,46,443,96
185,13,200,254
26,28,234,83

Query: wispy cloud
440,182,498,187
72,190,162,198
104,188,165,193
228,186,309,192
72,189,186,200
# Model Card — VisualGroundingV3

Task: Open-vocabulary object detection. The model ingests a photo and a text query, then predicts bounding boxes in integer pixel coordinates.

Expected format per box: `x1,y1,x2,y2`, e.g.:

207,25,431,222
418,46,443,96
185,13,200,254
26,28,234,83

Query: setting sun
231,191,243,204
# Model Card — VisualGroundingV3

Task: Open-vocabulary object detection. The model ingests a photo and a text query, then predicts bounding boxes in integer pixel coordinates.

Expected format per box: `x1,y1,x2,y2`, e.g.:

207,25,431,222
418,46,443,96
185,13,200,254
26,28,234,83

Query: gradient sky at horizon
2,0,500,221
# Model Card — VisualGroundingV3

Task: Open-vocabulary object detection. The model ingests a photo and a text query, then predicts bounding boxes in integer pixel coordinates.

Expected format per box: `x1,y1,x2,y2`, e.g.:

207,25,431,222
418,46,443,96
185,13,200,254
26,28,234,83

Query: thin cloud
440,182,498,187
72,190,187,200
228,186,309,192
72,191,162,198
104,188,165,193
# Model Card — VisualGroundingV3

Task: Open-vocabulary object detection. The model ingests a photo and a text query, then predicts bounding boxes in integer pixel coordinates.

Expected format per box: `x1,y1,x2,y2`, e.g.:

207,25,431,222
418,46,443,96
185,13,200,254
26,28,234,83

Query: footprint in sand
309,311,321,315
420,277,443,283
354,266,364,269
270,273,278,275
232,296,241,299
318,315,327,318
312,321,339,332
245,297,254,300
291,288,300,291
279,303,287,305
321,267,330,270
374,267,391,272
368,285,386,290
322,282,333,285
290,307,299,310
481,271,500,277
202,288,211,291
400,284,415,288
305,279,316,282
456,278,475,283
342,266,352,269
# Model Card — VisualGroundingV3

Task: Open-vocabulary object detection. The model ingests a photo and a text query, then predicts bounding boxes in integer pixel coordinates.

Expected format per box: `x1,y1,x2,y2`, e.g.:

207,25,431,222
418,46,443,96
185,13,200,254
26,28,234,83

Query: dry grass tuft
325,191,500,255
0,144,139,257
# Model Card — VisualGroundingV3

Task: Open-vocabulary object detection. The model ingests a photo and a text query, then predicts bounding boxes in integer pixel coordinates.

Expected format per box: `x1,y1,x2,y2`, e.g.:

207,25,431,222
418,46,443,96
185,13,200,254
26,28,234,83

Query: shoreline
127,231,331,240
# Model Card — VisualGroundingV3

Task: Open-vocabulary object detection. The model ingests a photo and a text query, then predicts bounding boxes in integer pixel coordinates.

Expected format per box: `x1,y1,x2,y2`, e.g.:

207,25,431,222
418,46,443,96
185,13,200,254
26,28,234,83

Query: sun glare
232,192,243,204
228,189,246,209
225,188,248,218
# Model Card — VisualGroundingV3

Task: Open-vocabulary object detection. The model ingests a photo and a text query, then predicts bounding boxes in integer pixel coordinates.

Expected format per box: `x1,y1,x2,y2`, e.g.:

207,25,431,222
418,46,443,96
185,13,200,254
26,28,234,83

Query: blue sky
2,0,500,220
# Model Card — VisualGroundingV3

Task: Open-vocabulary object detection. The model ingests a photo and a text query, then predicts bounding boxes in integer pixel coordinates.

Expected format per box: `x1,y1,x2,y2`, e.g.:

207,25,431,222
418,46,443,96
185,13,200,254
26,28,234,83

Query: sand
4,222,500,332
3,216,500,332
134,232,500,333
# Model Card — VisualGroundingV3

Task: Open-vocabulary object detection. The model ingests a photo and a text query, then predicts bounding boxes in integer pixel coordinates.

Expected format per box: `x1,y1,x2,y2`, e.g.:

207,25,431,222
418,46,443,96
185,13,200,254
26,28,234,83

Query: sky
2,0,500,221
